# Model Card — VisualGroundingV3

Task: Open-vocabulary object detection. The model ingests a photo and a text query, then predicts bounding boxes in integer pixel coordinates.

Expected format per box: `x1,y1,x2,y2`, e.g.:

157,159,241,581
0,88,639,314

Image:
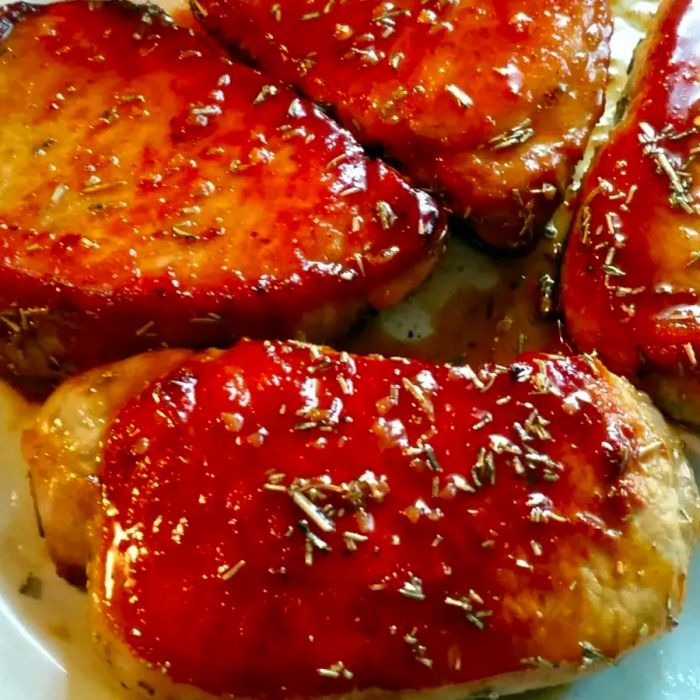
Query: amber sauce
348,0,659,368
348,226,567,366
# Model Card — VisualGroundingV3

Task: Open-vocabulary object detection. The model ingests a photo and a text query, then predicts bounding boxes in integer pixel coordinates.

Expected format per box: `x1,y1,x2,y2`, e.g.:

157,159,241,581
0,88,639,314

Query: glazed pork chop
0,1,444,383
23,340,699,699
192,0,612,249
563,0,700,425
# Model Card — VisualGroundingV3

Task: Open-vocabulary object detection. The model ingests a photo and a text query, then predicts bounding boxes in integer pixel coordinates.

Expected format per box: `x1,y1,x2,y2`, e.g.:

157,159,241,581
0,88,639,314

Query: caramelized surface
193,0,612,249
89,340,696,698
563,0,700,423
0,1,444,381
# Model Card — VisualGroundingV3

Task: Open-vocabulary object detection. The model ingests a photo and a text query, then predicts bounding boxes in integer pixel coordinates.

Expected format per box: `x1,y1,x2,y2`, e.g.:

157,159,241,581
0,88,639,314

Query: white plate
2,0,700,698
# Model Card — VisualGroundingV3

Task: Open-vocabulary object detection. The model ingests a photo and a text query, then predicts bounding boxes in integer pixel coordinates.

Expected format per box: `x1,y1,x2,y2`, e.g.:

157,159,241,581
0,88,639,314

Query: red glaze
0,1,444,380
193,0,612,249
97,339,642,697
563,0,700,414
